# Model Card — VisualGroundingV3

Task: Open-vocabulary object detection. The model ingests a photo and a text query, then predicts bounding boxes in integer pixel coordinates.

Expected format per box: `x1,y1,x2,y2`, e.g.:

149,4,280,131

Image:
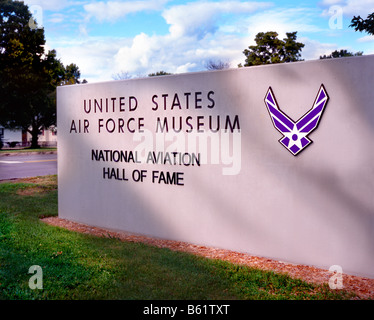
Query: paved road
0,153,57,180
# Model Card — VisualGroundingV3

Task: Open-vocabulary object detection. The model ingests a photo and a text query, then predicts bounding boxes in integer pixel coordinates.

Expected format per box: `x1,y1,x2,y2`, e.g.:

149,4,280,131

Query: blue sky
23,0,374,83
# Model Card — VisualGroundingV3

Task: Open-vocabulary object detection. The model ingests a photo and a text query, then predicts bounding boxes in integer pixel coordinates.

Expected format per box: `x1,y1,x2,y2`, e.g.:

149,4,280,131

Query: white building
0,125,57,148
28,126,57,147
0,125,22,147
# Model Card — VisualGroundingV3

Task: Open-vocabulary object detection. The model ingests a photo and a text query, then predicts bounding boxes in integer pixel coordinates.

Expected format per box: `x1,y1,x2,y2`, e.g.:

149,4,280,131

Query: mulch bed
42,216,374,300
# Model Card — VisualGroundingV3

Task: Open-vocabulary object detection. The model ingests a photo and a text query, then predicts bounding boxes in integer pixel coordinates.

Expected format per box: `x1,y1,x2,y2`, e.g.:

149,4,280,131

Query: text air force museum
58,55,374,278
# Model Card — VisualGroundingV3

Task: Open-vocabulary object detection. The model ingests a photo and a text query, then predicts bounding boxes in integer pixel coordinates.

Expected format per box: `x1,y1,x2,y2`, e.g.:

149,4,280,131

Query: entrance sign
58,55,374,278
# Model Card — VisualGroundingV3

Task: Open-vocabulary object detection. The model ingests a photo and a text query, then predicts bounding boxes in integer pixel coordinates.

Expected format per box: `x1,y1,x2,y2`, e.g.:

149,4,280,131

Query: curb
0,150,57,157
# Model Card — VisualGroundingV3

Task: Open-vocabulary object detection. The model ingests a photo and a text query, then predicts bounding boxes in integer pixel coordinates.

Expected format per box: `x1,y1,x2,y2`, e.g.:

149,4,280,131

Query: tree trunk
30,131,40,149
28,124,40,149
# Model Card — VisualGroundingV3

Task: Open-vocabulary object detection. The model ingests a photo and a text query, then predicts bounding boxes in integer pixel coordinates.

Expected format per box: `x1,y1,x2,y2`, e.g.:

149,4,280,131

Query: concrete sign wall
57,55,374,278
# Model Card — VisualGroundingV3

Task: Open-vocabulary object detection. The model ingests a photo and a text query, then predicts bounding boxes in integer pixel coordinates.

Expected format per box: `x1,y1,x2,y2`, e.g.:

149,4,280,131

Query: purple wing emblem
264,85,328,155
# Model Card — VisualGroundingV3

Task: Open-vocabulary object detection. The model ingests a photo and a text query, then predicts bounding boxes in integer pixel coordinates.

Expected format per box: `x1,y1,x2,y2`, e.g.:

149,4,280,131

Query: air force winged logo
264,85,329,155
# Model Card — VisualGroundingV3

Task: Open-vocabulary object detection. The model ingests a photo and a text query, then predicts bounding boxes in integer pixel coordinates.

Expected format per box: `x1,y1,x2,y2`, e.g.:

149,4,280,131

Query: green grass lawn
0,176,356,300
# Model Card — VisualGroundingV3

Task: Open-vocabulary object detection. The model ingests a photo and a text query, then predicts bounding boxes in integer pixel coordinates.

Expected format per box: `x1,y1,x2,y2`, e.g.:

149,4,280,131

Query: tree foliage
63,63,86,84
0,0,82,148
320,49,363,59
148,71,172,77
350,12,374,35
240,31,305,67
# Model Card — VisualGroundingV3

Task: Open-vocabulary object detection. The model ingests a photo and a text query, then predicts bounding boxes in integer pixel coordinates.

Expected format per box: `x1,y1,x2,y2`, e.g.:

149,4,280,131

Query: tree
350,12,374,35
45,49,66,87
63,63,82,85
320,49,363,59
0,0,82,148
240,31,305,67
112,71,132,80
205,59,230,70
45,51,84,85
148,71,171,77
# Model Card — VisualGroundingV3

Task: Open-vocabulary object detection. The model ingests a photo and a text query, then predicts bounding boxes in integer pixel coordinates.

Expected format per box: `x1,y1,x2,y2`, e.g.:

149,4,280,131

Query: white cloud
48,13,66,24
110,1,273,78
113,31,205,75
112,31,248,78
321,0,344,4
43,1,369,83
298,37,338,60
84,0,168,22
68,2,331,81
114,33,158,73
162,1,272,39
320,0,374,16
23,0,77,11
50,37,132,82
245,7,324,41
175,62,197,74
357,35,374,42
